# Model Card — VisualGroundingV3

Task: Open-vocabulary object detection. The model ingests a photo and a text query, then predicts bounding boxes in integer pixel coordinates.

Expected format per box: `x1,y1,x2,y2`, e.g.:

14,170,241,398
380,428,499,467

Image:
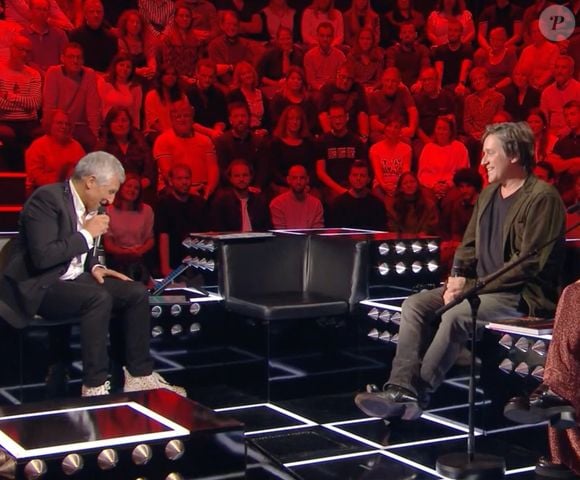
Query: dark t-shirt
327,192,387,230
479,3,523,38
433,44,473,87
186,85,228,129
318,82,369,135
316,132,367,187
369,86,415,125
267,137,318,186
413,89,456,136
553,132,580,160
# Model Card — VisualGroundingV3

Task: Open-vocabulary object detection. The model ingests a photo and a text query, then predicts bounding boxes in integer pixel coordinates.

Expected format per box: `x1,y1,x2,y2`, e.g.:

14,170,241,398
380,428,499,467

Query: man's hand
443,276,466,305
83,214,109,239
92,267,132,284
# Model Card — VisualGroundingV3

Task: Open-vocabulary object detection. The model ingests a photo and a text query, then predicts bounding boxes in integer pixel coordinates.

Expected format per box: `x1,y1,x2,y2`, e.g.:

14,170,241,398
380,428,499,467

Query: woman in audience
25,109,84,196
382,0,425,47
301,0,344,47
343,0,380,47
386,171,439,235
527,108,559,164
267,105,318,196
270,66,319,134
498,66,540,122
259,0,298,43
425,0,475,46
103,173,155,284
97,53,143,129
96,106,155,195
473,27,516,89
228,61,270,136
158,1,201,87
347,27,384,91
144,64,189,140
116,9,157,86
417,115,469,200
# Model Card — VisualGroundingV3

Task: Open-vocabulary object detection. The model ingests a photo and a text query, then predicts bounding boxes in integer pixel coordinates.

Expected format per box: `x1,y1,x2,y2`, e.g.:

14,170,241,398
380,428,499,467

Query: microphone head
567,202,580,215
97,201,108,215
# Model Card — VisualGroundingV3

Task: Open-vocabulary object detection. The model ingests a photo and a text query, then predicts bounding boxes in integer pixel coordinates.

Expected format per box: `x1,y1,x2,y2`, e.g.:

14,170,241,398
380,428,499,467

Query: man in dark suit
0,151,185,397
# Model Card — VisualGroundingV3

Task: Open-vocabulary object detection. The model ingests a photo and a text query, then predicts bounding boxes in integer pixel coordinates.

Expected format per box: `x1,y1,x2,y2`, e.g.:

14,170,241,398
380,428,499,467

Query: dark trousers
37,273,153,387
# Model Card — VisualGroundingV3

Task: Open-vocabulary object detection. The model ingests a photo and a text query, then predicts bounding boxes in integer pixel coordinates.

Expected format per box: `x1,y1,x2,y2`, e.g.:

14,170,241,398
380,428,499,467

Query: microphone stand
436,219,580,480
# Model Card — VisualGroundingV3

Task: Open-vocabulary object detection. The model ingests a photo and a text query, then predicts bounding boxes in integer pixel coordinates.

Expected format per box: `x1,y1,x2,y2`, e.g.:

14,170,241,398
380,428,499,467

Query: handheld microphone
567,202,580,215
92,203,108,257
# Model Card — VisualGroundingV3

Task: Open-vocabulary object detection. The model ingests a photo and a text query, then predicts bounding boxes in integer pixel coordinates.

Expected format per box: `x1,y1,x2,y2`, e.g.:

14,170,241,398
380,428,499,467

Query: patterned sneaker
123,368,187,397
81,380,111,397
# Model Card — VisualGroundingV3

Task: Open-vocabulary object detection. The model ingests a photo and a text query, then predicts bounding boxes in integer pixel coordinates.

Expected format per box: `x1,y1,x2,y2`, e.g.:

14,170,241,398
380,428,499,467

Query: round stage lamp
151,326,164,338
367,328,379,340
132,444,152,466
395,262,406,274
411,261,422,273
189,322,201,334
171,324,183,336
378,263,389,276
427,260,439,272
166,473,184,480
97,449,119,470
395,242,406,254
427,241,439,252
411,241,422,253
170,304,182,317
165,439,185,461
379,310,391,323
151,305,162,319
189,303,201,315
378,242,390,255
367,308,379,320
62,453,83,476
24,459,47,479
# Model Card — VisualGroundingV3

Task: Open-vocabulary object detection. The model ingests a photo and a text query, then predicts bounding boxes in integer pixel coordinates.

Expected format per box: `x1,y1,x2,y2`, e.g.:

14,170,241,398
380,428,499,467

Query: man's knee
122,281,149,306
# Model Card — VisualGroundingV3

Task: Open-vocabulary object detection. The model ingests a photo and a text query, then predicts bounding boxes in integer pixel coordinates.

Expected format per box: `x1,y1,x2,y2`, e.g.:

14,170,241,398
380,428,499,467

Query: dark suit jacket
0,182,96,328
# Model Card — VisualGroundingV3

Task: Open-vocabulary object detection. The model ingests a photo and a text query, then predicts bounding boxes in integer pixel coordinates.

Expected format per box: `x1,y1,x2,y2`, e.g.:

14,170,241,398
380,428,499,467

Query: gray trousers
387,287,523,395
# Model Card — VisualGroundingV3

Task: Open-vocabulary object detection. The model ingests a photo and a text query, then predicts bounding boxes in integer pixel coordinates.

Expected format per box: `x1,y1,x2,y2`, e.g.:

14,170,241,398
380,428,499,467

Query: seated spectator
69,0,117,73
98,54,143,128
208,10,254,89
116,9,157,86
369,114,412,200
0,20,23,65
549,100,580,175
303,22,346,92
270,66,320,134
43,42,100,151
381,0,425,48
268,105,318,195
215,0,263,40
210,159,272,232
432,18,473,95
385,22,430,89
227,61,270,136
301,0,344,48
96,106,155,194
343,0,380,47
498,66,540,122
418,115,469,200
186,60,228,141
103,174,155,284
533,161,556,185
22,0,68,73
159,1,201,87
318,62,369,138
425,0,475,46
25,109,84,196
269,164,324,229
327,160,387,230
369,67,418,143
477,0,523,51
155,164,206,277
259,0,298,43
527,108,558,164
473,27,516,90
138,0,175,39
215,102,267,189
186,0,220,44
145,64,189,141
5,0,73,31
347,27,384,92
315,104,367,203
257,26,304,99
516,20,558,91
521,0,551,45
0,35,42,171
154,102,218,199
541,56,580,138
385,171,439,234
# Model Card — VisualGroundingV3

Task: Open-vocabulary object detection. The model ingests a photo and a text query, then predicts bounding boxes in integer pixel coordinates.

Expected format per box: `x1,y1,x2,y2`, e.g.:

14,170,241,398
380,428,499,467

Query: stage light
411,241,422,253
165,439,185,461
378,242,389,255
62,453,83,475
395,242,406,254
170,304,182,317
367,308,379,320
498,358,514,374
166,473,184,480
151,325,164,338
427,260,438,272
390,333,399,344
97,449,118,470
514,337,529,352
498,334,513,349
395,262,406,274
514,362,530,377
132,444,152,466
24,459,46,479
531,340,546,356
189,303,201,315
367,328,379,340
379,331,392,342
390,312,401,325
531,366,545,381
151,305,162,318
379,310,391,323
427,241,438,252
171,324,183,336
411,261,422,273
189,322,201,334
378,263,389,275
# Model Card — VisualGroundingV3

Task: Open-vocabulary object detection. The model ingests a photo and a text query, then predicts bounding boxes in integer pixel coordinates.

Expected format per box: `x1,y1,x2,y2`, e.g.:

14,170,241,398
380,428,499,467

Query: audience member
210,159,272,231
154,102,218,199
316,104,367,203
5,0,73,31
186,60,228,140
347,27,384,91
385,22,430,89
303,22,346,93
97,54,143,128
343,0,380,47
185,0,220,44
208,10,254,88
516,20,558,91
327,160,387,230
215,0,263,39
369,67,418,143
22,0,68,72
69,0,117,73
43,42,100,151
521,0,552,45
541,56,580,138
227,61,270,135
259,0,297,43
301,0,344,48
103,173,155,284
25,109,84,196
527,108,558,164
498,66,540,122
549,100,580,175
155,164,206,276
318,62,369,138
269,164,324,229
0,35,42,170
96,106,155,193
381,0,425,48
138,0,175,38
425,0,475,46
477,0,523,51
369,114,413,200
473,27,516,90
0,19,24,65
